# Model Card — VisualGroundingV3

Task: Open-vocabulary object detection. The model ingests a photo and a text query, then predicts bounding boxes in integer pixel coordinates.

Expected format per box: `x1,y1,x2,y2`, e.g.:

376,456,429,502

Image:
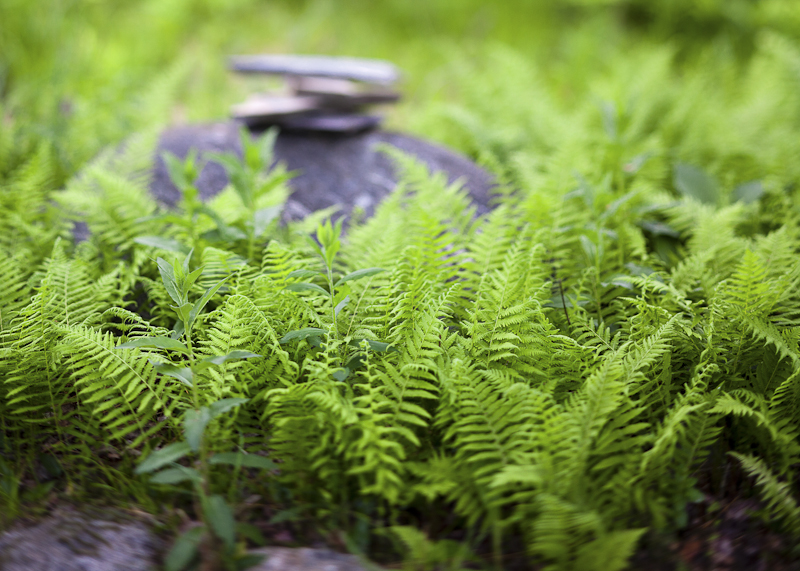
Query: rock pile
150,54,496,221
228,54,401,133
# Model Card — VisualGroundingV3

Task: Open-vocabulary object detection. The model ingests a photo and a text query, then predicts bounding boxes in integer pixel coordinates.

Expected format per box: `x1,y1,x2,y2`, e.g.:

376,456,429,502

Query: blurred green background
2,0,800,193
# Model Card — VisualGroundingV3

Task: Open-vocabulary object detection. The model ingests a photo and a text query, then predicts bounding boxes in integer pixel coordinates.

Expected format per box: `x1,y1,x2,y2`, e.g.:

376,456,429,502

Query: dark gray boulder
150,122,496,221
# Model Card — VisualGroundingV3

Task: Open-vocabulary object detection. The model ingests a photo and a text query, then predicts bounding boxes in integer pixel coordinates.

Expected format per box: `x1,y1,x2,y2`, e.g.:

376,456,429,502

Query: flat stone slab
292,76,400,105
151,122,496,222
229,55,401,85
277,113,383,133
231,95,324,122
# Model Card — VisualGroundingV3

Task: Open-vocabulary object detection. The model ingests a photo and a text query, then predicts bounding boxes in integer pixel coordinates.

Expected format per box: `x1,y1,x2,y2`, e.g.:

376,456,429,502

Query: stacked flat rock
229,55,401,133
148,54,496,229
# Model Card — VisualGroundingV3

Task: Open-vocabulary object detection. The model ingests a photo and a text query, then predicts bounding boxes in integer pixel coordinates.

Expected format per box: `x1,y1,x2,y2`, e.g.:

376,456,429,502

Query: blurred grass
1,0,799,188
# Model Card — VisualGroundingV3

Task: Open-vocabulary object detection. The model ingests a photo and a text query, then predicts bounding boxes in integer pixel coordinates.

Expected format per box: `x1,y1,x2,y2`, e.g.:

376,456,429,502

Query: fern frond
61,325,178,446
730,452,800,536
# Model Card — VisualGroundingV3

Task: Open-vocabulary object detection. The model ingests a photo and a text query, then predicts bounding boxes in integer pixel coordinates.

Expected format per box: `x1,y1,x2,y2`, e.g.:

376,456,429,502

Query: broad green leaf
152,362,194,387
157,258,183,305
199,225,248,243
345,353,366,371
135,442,191,474
116,336,190,355
181,249,193,276
624,262,655,276
349,338,397,353
733,180,764,204
208,398,249,419
323,240,340,269
285,282,329,296
674,162,719,205
253,205,282,237
367,339,398,352
287,269,323,279
209,452,277,470
334,295,350,317
183,266,204,294
280,328,326,344
334,267,385,287
639,220,680,238
171,320,185,340
194,351,262,372
206,494,236,549
188,275,230,331
149,466,202,485
164,525,204,571
134,236,190,254
184,408,211,452
332,368,350,382
304,234,325,260
172,302,193,326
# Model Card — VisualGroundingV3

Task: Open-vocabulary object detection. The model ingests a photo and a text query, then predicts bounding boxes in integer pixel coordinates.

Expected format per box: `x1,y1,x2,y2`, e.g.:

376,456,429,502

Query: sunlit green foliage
4,1,800,569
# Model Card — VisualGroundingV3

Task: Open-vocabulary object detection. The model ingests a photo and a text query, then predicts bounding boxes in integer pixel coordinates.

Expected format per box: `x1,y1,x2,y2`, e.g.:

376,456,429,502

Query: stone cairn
151,54,495,221
228,54,402,133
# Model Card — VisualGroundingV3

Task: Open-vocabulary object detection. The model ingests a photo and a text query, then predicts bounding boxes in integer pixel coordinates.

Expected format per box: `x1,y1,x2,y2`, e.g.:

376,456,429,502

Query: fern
9,10,800,569
730,452,800,536
61,325,178,446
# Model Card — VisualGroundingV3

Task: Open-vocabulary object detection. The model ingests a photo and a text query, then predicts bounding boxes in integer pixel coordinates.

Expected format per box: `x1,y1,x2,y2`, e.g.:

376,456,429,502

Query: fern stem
558,279,571,327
